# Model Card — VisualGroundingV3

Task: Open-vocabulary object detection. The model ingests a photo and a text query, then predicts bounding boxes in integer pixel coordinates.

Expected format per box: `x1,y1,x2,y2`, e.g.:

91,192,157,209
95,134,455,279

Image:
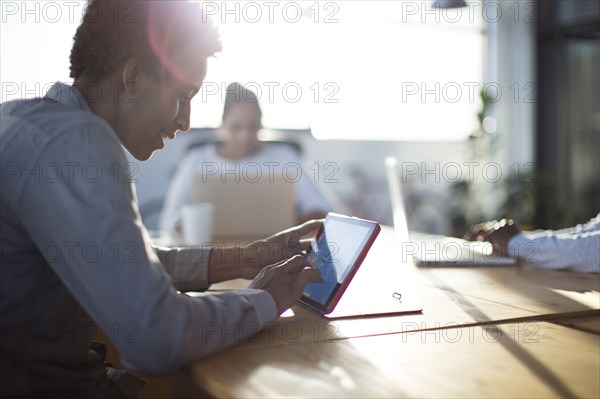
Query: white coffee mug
181,203,214,246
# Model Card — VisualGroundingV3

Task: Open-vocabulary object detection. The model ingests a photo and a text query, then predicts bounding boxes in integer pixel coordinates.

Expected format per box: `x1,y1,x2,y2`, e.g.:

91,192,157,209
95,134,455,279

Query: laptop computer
192,173,296,238
384,157,517,266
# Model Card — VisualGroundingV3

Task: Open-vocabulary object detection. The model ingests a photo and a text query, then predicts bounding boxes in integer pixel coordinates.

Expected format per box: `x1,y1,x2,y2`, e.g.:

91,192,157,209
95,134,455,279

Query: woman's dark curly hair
70,0,222,81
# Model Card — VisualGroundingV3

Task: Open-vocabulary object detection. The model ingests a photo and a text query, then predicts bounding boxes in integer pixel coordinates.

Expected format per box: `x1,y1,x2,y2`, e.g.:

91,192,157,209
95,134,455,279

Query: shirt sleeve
281,149,333,216
15,122,277,375
153,245,211,292
296,167,334,216
507,215,600,273
158,150,200,236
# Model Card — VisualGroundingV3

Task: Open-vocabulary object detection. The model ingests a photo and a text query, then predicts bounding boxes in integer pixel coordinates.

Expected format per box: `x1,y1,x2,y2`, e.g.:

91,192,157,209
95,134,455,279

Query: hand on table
249,255,322,315
464,219,521,257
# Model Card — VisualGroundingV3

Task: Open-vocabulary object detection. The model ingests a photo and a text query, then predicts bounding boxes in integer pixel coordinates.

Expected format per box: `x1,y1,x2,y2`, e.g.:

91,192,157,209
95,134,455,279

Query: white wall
483,0,537,217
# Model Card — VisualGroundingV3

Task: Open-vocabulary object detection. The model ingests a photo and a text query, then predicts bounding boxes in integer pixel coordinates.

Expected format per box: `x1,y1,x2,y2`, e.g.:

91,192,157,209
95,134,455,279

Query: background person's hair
70,0,222,81
222,82,263,121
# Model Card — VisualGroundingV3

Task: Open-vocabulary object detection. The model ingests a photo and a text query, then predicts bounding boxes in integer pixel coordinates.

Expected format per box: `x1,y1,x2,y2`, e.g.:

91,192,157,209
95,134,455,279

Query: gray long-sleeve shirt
0,82,277,396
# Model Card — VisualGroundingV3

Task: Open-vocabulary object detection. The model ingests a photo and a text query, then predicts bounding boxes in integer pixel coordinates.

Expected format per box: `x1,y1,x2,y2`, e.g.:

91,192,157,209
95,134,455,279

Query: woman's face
115,52,207,161
222,102,261,157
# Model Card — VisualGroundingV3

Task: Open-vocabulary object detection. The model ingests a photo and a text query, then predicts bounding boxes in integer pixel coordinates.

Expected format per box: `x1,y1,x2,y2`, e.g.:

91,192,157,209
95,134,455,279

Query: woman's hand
464,219,521,256
249,255,322,315
240,219,323,279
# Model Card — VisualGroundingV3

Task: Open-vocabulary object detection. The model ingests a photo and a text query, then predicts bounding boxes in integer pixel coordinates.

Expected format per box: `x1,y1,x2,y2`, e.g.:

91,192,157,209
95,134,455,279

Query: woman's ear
121,57,142,93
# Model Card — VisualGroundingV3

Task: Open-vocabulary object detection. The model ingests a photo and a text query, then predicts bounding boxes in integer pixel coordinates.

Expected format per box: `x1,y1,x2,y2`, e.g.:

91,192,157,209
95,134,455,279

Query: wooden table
181,227,600,398
188,322,599,398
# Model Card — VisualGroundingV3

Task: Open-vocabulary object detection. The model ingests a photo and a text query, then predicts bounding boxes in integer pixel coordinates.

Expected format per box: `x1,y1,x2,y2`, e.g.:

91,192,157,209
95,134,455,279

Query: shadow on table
417,267,592,398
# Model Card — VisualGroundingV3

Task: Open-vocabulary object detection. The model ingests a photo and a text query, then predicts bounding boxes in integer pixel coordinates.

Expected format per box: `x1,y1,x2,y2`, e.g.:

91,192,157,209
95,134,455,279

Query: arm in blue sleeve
154,245,212,292
508,216,600,273
17,123,277,374
158,151,200,235
285,149,333,216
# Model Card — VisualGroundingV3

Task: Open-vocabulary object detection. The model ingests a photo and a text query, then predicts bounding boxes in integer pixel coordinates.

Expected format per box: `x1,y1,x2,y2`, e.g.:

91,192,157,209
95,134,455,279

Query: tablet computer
299,213,381,315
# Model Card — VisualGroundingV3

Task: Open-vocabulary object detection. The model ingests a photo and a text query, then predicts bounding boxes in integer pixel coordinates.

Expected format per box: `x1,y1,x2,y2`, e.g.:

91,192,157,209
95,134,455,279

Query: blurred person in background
160,82,332,237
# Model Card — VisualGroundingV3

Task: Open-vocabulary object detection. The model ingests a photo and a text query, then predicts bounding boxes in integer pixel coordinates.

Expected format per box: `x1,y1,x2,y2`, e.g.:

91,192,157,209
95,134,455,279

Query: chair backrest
184,128,304,156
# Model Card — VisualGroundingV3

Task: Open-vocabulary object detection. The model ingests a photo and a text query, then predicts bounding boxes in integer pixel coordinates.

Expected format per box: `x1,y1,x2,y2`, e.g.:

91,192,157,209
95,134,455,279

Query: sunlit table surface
175,226,599,398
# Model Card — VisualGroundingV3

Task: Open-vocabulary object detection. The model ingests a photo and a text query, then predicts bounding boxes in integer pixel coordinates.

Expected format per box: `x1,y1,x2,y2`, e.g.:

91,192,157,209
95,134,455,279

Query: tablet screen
302,215,376,308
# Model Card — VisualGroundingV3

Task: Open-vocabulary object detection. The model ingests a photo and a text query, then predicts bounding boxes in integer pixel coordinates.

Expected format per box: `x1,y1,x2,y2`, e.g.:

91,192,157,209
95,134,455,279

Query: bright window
1,1,485,140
